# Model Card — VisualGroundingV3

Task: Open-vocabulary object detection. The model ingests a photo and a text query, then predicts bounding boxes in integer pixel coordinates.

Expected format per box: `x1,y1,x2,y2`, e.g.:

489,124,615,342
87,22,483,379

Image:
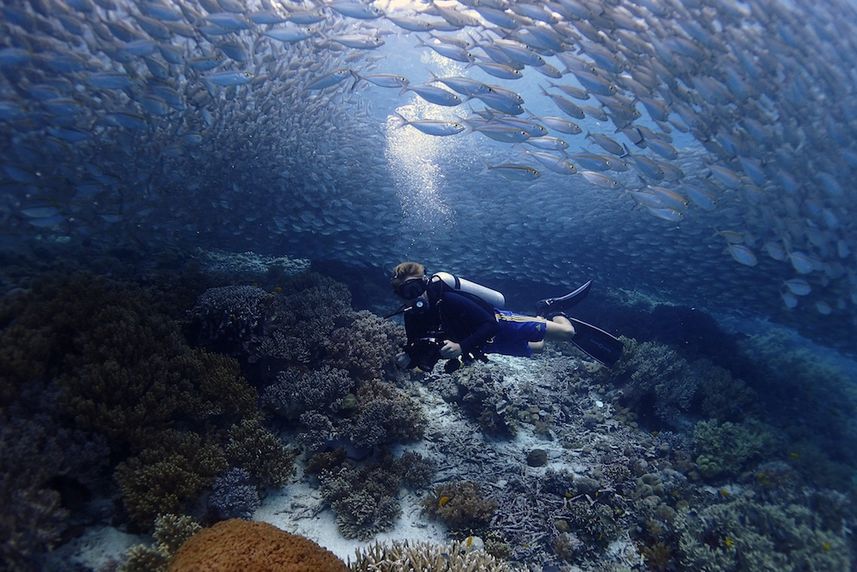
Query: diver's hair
391,261,425,289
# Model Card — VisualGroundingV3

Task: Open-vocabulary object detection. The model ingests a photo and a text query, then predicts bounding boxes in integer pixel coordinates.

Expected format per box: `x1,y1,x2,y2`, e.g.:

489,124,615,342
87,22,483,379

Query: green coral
693,420,777,480
224,419,295,488
115,432,227,528
120,514,201,572
675,498,850,571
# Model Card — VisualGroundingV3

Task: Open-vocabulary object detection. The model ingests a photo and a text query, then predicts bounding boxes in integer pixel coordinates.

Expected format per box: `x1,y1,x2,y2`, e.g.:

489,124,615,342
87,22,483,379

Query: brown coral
168,519,347,572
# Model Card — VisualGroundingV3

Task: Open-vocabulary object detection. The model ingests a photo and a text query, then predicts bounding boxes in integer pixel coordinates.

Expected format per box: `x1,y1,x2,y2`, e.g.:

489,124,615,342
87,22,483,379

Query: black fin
568,318,623,367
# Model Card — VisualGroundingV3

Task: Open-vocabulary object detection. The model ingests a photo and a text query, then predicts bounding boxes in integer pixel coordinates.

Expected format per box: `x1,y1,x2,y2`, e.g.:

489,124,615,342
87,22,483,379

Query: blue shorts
483,310,547,357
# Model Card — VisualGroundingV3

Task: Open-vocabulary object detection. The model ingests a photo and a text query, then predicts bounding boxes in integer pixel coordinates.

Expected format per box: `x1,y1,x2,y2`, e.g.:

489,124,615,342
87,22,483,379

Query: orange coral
168,519,347,572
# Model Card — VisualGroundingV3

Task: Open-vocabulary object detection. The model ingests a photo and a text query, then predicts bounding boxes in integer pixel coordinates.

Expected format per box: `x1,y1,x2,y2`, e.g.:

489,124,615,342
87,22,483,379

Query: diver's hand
395,352,411,369
439,340,462,359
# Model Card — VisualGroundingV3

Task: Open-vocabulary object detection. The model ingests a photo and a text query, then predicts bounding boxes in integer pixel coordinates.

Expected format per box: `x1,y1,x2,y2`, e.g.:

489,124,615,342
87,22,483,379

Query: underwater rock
527,449,549,467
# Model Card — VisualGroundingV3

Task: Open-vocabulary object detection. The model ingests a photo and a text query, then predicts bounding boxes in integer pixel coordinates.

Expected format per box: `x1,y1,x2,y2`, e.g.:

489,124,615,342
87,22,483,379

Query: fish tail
620,142,631,158
391,110,408,128
349,69,362,92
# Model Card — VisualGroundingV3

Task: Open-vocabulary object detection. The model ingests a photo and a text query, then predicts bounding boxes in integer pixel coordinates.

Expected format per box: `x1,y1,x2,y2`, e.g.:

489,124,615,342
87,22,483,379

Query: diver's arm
440,293,499,355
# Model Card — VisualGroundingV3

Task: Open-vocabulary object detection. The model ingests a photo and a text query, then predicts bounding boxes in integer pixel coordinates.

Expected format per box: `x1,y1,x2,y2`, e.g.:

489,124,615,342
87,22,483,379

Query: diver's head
391,261,427,300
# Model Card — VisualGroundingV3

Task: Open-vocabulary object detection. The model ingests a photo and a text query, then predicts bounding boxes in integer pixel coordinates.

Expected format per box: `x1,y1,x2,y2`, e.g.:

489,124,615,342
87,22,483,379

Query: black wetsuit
404,290,499,356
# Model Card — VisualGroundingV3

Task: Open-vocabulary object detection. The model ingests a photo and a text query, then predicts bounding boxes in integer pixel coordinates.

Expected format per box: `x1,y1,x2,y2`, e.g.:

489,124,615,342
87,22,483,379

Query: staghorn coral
323,310,404,380
207,468,260,521
168,519,347,571
692,420,777,480
345,380,425,449
319,464,402,540
350,539,513,571
422,481,497,532
114,431,227,529
675,497,851,571
189,285,273,353
224,419,295,488
262,365,355,419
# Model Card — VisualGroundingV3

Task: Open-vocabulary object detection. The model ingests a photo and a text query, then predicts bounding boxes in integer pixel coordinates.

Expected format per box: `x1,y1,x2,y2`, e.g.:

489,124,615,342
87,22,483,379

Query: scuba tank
430,272,506,309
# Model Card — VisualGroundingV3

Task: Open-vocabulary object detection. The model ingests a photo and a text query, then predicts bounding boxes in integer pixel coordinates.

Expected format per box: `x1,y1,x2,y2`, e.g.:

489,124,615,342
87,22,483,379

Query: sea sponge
168,519,347,571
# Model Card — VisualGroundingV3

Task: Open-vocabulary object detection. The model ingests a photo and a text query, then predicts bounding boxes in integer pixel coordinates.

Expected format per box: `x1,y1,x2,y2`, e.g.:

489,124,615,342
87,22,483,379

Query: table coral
168,519,347,571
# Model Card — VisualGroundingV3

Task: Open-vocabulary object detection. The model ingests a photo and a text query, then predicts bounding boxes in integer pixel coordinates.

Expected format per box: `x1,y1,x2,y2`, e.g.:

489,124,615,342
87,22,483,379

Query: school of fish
0,0,855,349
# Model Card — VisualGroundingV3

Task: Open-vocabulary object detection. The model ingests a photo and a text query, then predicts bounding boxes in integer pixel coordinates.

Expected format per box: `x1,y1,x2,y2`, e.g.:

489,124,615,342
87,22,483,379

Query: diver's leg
529,340,545,352
543,315,575,340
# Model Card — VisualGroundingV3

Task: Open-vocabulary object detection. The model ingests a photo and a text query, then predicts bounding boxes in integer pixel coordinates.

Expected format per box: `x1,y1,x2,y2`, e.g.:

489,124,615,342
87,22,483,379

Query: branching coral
115,431,227,528
262,365,354,419
246,272,354,369
207,468,260,520
120,514,202,572
168,519,348,571
350,539,513,571
224,419,295,488
319,464,402,540
563,499,622,548
344,381,425,449
422,481,497,532
675,498,851,571
323,310,404,380
189,285,273,353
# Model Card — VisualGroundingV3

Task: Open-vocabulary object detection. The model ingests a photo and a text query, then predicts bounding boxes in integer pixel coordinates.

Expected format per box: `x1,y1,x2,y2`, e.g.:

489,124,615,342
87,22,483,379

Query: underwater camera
403,335,462,374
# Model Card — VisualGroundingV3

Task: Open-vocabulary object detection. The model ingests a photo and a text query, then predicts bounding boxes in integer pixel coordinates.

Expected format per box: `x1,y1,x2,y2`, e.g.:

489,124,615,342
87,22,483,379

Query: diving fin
536,280,592,316
568,317,624,367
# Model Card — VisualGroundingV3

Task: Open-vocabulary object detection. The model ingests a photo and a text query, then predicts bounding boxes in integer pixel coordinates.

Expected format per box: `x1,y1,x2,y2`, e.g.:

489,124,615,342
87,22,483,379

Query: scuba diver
387,261,623,373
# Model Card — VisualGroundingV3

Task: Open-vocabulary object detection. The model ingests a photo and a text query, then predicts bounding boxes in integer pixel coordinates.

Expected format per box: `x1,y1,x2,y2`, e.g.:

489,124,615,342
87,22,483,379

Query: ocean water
1,0,856,570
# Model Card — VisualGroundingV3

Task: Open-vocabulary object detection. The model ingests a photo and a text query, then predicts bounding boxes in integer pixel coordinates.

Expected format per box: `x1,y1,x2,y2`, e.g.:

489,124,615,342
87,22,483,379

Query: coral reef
675,497,851,571
245,271,354,369
0,410,109,569
323,310,403,380
223,419,295,488
189,285,273,353
607,338,756,429
350,539,513,571
692,420,777,480
262,365,354,419
168,519,347,571
207,468,260,521
194,248,310,282
343,381,426,449
319,464,402,540
114,431,227,528
422,481,497,532
120,514,201,572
